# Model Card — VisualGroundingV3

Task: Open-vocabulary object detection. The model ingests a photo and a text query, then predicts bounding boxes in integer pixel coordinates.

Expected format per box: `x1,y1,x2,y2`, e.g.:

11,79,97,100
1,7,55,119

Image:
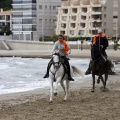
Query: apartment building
56,0,120,38
36,0,61,40
105,0,120,38
12,0,61,41
12,0,37,40
0,9,12,35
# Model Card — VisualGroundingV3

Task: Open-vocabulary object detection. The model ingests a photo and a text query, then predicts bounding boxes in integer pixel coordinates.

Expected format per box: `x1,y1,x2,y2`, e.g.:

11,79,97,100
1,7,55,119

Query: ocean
0,57,119,95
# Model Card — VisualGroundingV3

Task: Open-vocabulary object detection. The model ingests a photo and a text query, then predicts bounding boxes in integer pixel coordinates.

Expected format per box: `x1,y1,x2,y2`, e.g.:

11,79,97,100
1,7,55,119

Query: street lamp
116,17,118,41
67,15,71,42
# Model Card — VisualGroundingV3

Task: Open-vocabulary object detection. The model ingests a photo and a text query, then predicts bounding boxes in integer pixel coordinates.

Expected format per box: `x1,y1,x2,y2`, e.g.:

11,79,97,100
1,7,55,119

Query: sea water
0,57,119,95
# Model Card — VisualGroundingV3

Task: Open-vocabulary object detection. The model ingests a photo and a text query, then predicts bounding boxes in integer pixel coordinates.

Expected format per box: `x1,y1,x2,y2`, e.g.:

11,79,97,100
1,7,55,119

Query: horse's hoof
49,100,53,103
100,87,109,92
54,93,57,96
63,99,67,102
91,89,95,92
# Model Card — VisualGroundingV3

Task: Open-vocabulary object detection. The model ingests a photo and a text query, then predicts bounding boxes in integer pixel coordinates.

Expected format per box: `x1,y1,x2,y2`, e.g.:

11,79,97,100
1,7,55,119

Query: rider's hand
100,45,103,48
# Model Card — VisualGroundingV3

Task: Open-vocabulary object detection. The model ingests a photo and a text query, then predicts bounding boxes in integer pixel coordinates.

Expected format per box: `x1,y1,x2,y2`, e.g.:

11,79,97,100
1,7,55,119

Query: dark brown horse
90,45,113,92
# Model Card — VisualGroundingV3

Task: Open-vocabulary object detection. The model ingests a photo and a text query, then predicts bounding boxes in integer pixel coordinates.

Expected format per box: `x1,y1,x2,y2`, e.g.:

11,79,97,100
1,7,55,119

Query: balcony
62,1,70,6
70,23,76,28
80,23,86,28
12,8,36,11
12,0,36,4
61,16,67,21
91,11,102,15
71,16,77,21
82,0,90,5
91,0,100,4
71,0,80,6
72,8,77,13
81,8,87,13
12,15,36,18
81,15,86,20
63,9,68,14
61,23,66,28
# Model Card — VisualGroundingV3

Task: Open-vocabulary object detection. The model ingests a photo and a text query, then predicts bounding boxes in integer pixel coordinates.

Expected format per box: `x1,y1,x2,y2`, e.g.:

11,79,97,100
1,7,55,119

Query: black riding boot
43,59,52,78
63,57,74,81
85,59,92,75
43,67,49,78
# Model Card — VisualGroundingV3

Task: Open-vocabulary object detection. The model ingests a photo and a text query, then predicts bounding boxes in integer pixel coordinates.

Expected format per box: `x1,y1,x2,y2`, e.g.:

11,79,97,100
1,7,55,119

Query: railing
12,15,36,17
12,8,36,11
13,1,36,4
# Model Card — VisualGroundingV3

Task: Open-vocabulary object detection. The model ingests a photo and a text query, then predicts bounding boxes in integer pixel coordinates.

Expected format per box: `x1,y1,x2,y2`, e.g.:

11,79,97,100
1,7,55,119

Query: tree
0,0,12,10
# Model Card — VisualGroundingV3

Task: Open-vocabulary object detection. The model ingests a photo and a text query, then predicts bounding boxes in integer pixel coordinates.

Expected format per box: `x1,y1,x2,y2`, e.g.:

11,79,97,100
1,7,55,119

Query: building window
61,23,66,28
70,30,74,35
53,6,56,10
62,16,67,21
39,5,42,9
45,5,47,9
72,8,77,13
63,9,68,14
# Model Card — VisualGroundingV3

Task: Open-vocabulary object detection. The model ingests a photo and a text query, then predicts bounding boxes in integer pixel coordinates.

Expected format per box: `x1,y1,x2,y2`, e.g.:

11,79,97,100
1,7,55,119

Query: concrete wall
6,40,54,50
0,35,12,40
5,40,114,50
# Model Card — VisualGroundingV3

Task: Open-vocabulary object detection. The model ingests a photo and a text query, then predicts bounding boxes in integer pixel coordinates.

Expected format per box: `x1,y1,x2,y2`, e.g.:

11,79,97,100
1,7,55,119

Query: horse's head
91,44,100,60
52,51,61,68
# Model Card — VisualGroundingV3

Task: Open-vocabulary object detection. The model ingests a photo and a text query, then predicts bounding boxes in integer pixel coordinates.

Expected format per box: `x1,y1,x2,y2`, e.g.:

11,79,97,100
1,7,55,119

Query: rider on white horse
43,35,74,81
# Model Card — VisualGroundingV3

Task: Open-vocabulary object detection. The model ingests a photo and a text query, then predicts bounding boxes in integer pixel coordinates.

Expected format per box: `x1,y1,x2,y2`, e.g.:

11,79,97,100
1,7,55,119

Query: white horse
48,52,83,103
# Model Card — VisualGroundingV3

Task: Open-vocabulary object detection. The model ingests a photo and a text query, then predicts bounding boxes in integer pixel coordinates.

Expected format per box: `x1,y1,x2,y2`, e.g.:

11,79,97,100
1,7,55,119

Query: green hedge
39,36,93,42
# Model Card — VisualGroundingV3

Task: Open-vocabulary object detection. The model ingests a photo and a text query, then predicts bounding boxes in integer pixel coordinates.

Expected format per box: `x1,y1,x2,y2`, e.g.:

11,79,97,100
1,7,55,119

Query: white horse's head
52,52,61,68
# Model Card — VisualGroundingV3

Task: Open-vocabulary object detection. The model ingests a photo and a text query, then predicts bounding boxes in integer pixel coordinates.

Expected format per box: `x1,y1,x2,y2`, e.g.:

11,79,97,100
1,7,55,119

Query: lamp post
42,1,45,42
67,15,71,42
116,17,118,41
88,8,93,42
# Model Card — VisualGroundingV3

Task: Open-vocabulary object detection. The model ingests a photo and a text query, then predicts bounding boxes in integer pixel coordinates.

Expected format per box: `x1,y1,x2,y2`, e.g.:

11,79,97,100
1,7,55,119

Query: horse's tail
71,66,84,77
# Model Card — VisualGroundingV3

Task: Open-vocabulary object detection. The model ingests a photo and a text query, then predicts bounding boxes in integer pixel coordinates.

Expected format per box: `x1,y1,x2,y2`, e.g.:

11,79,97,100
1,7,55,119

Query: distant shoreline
0,49,119,60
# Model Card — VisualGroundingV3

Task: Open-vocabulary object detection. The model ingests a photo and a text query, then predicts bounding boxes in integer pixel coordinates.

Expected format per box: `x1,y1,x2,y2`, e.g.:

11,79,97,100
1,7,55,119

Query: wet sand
0,49,120,120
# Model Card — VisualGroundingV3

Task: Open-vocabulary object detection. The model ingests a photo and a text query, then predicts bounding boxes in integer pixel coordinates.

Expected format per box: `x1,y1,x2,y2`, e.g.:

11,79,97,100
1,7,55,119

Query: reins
50,53,66,82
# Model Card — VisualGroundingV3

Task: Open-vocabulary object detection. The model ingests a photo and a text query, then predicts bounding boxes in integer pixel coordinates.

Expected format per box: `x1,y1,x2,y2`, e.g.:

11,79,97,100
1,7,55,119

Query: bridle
52,52,61,69
50,52,63,81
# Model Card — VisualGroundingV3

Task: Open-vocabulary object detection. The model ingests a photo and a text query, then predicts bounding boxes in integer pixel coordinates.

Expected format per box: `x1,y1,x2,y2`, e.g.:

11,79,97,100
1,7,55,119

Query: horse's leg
54,81,58,96
54,78,61,96
91,74,95,92
104,74,108,89
49,79,53,103
100,75,105,88
60,80,65,94
64,79,69,101
97,76,100,84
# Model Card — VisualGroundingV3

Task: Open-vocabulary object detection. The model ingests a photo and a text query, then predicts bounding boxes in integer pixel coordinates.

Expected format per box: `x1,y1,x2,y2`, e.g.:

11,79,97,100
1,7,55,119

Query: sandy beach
0,49,120,120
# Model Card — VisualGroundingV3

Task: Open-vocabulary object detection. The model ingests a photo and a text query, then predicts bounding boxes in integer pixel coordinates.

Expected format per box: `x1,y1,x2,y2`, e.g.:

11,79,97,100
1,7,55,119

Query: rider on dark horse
85,29,114,75
43,35,74,81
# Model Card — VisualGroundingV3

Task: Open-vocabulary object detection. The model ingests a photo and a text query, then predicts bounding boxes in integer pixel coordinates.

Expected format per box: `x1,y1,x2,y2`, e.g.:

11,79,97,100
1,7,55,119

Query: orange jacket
93,33,108,44
58,40,69,54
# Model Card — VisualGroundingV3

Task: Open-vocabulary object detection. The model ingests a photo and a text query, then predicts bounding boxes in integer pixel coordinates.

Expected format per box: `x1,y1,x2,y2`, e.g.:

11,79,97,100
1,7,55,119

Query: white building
36,0,61,40
12,0,61,41
12,0,37,40
56,0,120,38
0,9,12,35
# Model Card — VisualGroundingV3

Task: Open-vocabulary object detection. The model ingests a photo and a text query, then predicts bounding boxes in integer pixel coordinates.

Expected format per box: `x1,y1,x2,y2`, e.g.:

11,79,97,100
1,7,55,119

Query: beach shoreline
0,49,120,120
